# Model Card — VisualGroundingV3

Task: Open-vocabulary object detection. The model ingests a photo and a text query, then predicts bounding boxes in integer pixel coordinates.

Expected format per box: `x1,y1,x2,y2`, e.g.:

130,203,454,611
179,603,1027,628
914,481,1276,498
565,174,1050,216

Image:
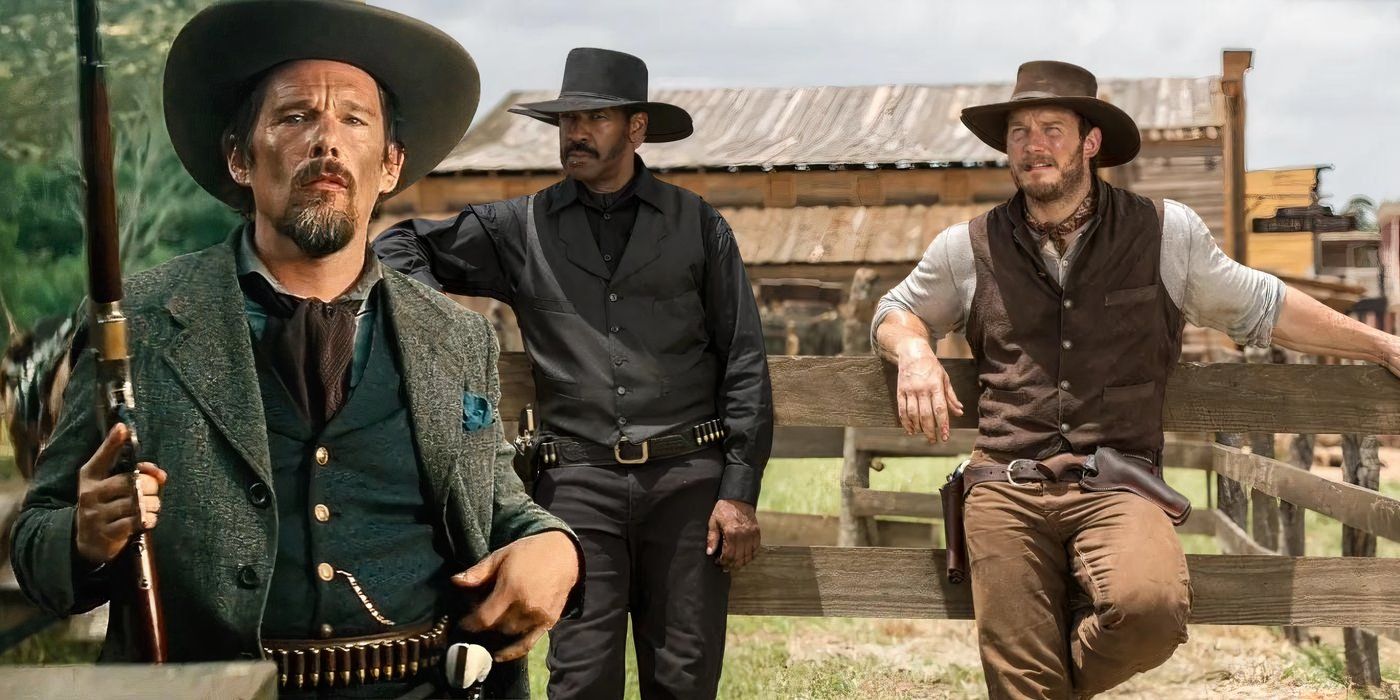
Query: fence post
1245,347,1280,552
1215,431,1249,529
1281,432,1315,644
839,427,877,547
1341,434,1382,687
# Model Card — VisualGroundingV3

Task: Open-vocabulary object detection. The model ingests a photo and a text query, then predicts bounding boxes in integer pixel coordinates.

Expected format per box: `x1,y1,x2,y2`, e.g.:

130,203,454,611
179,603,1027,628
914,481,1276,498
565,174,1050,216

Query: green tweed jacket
10,235,572,686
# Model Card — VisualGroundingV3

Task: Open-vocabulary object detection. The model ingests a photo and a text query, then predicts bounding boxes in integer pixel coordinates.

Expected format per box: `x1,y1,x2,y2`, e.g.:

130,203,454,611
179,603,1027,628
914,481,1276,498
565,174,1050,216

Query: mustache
293,158,355,190
562,141,599,158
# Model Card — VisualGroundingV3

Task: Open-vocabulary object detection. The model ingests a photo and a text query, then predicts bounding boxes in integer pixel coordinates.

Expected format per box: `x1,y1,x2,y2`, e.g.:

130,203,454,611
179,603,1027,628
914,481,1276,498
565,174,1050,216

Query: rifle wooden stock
76,0,167,663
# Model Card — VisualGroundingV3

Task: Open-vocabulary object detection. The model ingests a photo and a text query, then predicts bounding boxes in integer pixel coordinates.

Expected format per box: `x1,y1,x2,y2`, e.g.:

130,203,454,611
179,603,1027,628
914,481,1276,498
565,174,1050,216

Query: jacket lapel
381,270,487,524
162,238,273,485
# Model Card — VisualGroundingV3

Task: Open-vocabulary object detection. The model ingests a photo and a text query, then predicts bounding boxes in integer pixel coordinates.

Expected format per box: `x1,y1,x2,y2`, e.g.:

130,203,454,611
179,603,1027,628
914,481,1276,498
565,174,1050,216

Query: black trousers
532,447,730,700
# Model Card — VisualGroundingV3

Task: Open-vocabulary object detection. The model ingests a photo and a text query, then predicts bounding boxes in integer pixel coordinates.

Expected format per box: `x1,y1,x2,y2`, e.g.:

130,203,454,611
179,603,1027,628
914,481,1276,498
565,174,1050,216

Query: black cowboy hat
960,61,1140,168
509,48,693,143
163,0,480,208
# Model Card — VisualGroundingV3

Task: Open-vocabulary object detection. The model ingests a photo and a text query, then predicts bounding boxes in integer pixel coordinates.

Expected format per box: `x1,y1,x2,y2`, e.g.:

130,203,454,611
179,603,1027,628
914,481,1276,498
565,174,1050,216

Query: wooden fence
503,353,1400,686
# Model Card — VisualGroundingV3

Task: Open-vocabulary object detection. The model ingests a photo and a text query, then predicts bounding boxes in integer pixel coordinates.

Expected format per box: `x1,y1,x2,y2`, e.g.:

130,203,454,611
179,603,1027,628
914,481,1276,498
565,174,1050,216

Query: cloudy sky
377,0,1399,207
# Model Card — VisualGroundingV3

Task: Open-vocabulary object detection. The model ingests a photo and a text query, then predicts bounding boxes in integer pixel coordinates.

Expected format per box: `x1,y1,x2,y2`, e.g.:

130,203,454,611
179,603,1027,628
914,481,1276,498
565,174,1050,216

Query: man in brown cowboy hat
11,1,581,696
872,60,1400,697
376,47,773,699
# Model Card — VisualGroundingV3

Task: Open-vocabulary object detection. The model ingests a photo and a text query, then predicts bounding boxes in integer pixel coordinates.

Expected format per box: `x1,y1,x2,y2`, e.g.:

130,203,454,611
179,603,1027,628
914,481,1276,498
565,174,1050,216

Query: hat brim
508,96,693,143
959,96,1140,168
163,0,480,208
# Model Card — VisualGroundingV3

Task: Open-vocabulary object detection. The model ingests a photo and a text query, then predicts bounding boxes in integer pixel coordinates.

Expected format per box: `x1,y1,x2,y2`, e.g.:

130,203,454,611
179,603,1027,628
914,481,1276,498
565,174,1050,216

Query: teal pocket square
463,392,496,432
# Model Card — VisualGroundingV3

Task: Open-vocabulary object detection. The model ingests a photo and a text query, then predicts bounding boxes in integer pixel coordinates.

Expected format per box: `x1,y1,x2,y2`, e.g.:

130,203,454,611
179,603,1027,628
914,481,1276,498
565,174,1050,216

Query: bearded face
275,157,358,258
1005,106,1099,205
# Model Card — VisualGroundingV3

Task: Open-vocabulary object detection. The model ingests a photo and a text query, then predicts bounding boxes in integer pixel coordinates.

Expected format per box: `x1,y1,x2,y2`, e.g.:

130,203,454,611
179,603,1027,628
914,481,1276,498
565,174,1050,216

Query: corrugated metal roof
437,77,1223,174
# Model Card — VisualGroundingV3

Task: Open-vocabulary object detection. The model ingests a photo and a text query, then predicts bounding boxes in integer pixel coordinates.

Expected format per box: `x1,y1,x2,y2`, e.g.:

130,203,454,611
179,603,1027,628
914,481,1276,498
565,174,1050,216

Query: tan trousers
964,481,1192,699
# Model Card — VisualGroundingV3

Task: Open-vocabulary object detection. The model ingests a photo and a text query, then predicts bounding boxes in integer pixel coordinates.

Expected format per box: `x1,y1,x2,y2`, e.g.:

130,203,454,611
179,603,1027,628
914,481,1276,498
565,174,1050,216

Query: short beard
276,193,356,258
1013,151,1090,206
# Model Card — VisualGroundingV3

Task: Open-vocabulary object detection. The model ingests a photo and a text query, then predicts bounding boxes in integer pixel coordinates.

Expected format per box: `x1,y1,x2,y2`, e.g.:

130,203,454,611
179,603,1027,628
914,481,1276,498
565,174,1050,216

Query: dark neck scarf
238,272,362,429
1025,186,1097,256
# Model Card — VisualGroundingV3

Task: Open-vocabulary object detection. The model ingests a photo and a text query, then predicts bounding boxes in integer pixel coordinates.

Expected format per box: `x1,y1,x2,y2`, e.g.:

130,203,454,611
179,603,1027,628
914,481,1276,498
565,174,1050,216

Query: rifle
75,0,167,662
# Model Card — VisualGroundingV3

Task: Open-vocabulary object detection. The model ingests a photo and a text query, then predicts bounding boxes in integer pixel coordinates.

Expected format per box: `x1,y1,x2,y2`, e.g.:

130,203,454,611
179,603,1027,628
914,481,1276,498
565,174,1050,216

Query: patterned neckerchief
1025,187,1097,255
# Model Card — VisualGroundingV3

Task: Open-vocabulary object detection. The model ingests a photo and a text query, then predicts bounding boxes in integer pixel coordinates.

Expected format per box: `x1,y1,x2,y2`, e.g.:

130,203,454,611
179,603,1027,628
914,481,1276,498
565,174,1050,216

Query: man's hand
707,499,759,573
74,423,167,567
454,530,580,662
895,338,964,443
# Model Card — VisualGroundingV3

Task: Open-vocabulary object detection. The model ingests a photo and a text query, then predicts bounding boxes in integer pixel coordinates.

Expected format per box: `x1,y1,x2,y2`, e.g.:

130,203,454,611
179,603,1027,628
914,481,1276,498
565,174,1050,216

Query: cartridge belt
538,418,726,468
262,616,449,690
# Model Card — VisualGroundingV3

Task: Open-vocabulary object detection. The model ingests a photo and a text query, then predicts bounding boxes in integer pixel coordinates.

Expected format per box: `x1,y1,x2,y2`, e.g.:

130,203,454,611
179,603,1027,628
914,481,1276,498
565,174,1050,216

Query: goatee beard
1015,155,1089,206
277,194,357,258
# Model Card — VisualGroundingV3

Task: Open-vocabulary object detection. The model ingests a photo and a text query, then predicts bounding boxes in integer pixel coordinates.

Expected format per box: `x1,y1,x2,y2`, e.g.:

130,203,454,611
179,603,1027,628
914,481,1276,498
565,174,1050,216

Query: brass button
1059,380,1071,391
1060,423,1072,433
314,504,331,523
318,623,334,639
1061,339,1073,350
317,563,335,582
315,446,329,466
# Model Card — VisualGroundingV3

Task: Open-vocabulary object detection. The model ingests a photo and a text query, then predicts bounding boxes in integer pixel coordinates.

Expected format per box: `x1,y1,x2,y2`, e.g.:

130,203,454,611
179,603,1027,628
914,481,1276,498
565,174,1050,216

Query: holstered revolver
511,405,557,488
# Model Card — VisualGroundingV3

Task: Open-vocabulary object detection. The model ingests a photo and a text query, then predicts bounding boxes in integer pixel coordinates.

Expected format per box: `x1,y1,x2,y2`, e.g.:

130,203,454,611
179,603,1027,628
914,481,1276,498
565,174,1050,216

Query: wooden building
375,51,1353,353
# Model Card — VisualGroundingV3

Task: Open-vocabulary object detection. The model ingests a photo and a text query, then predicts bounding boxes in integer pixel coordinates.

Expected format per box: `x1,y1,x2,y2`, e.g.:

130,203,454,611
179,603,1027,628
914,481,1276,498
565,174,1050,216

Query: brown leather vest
965,181,1183,462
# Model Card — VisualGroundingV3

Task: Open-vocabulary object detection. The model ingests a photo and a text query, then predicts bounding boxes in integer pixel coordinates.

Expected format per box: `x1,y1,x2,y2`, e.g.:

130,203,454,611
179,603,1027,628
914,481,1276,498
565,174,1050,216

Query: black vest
257,299,451,639
966,181,1184,461
513,179,718,445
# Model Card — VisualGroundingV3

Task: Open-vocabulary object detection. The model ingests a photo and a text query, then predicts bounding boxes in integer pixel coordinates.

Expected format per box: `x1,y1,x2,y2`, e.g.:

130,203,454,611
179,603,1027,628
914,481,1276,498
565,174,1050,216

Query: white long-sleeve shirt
873,199,1287,347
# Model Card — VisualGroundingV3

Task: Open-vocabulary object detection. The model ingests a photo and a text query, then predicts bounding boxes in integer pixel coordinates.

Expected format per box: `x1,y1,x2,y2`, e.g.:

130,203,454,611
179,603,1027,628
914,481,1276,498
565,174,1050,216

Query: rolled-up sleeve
871,223,974,346
1170,201,1287,347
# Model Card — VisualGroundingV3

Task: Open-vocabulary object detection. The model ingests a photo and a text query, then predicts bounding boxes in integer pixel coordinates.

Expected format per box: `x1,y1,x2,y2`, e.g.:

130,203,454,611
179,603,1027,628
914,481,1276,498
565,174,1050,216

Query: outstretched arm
1272,288,1400,376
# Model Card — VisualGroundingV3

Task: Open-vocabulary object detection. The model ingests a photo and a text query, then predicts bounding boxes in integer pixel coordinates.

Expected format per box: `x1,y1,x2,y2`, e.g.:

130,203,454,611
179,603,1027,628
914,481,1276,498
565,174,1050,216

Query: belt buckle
614,436,650,465
1006,458,1040,488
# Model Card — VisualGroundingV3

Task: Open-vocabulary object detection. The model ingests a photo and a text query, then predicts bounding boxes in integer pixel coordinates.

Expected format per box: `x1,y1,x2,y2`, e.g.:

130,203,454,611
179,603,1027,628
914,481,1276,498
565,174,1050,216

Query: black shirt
574,166,642,274
373,159,773,503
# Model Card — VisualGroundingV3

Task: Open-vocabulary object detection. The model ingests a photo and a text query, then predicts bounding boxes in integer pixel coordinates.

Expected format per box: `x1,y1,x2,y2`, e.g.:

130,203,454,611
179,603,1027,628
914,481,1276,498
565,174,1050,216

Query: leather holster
939,465,969,584
1080,446,1192,525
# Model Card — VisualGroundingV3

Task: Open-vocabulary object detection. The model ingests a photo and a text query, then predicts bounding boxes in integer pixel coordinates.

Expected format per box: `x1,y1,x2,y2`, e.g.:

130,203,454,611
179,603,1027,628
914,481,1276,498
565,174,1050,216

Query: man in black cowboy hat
375,47,773,699
872,61,1400,697
11,1,582,697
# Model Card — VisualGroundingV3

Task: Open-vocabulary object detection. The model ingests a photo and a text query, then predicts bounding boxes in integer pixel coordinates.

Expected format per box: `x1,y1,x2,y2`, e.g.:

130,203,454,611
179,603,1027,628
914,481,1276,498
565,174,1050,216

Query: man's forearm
874,309,936,364
1272,287,1400,366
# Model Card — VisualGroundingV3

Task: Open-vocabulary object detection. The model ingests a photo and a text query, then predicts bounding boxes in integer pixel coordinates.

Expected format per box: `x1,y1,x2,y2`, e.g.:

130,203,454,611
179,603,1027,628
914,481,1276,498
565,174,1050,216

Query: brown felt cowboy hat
163,0,480,207
509,48,693,143
960,61,1140,168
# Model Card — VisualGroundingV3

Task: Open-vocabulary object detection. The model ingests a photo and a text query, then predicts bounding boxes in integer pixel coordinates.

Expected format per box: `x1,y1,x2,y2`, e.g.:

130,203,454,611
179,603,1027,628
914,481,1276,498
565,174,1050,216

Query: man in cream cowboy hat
872,60,1400,697
11,1,582,696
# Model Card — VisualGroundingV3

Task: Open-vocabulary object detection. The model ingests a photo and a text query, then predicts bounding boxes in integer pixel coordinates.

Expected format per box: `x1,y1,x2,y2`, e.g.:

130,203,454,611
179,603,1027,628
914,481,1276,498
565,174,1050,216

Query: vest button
237,565,260,589
1060,423,1072,434
317,563,335,582
608,293,619,302
603,254,613,262
247,481,270,508
314,504,331,523
614,358,625,367
616,386,627,396
618,417,628,425
318,624,334,639
1059,380,1071,391
1061,340,1073,350
1063,299,1073,309
610,325,620,333
603,212,613,221
315,446,330,466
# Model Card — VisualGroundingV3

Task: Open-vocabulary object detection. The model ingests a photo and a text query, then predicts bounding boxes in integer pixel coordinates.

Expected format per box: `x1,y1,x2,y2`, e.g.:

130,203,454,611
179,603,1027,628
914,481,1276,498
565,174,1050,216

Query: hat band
1010,90,1072,101
559,91,635,103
